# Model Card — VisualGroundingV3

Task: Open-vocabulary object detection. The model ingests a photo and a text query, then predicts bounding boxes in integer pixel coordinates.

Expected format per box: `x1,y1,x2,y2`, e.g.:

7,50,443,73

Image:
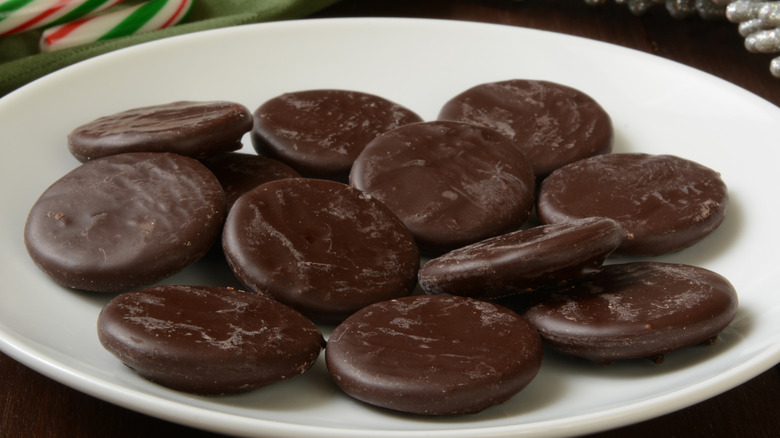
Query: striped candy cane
0,0,125,36
40,0,192,52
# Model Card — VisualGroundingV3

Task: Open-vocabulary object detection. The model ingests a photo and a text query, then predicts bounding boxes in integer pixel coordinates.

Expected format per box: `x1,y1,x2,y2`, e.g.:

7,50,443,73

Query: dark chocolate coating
222,178,419,324
68,101,253,162
418,217,623,299
537,153,728,256
24,152,226,292
524,262,738,365
438,79,613,178
251,89,422,181
97,285,325,395
325,295,543,415
350,120,536,255
200,152,300,208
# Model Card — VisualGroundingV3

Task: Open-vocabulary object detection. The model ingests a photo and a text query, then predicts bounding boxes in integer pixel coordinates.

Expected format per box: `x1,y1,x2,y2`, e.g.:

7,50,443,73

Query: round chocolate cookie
537,153,728,256
418,217,623,299
438,79,613,178
97,285,325,395
24,152,226,292
524,262,738,365
222,178,419,323
350,120,536,255
325,294,544,415
200,152,300,208
68,101,253,162
251,89,422,181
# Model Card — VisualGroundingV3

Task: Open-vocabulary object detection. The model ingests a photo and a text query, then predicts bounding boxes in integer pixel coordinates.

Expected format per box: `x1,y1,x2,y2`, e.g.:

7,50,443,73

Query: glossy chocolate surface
350,120,536,255
200,152,300,208
326,294,543,415
97,285,325,395
438,79,613,178
222,178,419,323
24,152,226,292
68,101,253,162
537,153,728,256
418,217,623,299
524,262,738,365
251,89,422,181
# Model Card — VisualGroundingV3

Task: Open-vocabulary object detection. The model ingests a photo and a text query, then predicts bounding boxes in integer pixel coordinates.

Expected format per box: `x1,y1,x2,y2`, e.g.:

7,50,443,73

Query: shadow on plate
213,352,339,413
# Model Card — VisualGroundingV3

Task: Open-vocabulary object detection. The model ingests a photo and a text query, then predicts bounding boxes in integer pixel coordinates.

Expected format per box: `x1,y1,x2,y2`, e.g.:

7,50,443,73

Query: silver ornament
628,0,658,15
739,18,768,36
696,0,727,19
727,1,780,77
770,56,780,76
583,0,780,77
758,2,780,26
667,0,698,18
726,0,766,22
745,27,780,52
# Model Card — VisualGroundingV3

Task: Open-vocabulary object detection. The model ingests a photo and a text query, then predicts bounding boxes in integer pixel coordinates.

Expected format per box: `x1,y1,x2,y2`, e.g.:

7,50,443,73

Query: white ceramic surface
1,18,778,438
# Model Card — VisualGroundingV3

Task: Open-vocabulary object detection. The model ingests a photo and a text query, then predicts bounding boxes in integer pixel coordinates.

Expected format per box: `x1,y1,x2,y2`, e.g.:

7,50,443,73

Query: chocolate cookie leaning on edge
98,285,325,395
326,294,543,415
222,178,419,324
537,153,728,256
418,217,624,299
68,101,253,163
524,262,738,365
24,152,226,292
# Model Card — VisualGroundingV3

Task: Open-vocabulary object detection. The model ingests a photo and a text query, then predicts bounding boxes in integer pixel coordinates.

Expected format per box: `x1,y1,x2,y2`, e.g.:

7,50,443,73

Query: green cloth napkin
0,0,341,98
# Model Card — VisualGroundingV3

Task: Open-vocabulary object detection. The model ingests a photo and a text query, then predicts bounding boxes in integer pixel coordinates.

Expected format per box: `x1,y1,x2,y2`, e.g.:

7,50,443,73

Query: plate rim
1,16,779,438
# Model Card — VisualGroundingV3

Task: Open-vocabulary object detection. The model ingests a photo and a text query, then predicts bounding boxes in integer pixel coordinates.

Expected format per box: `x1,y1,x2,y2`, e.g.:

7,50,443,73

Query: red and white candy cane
40,0,193,52
0,0,125,36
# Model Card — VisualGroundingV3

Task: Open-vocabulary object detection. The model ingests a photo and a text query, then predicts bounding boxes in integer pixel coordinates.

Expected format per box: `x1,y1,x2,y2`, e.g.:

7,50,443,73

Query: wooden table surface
2,1,778,437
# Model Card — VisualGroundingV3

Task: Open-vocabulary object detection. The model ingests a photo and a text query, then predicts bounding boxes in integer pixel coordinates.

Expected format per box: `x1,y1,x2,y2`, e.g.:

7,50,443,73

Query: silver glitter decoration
629,0,659,15
667,0,698,18
740,18,767,35
586,0,726,17
696,0,728,18
726,0,766,21
586,0,780,77
726,1,780,77
761,3,780,25
771,56,780,75
745,28,780,51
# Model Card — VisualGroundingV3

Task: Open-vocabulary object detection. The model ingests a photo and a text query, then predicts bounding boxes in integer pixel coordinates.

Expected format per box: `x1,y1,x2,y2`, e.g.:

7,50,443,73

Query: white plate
1,17,778,438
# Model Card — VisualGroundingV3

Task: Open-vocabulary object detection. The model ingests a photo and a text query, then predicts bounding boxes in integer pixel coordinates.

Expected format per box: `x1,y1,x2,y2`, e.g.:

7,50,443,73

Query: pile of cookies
23,80,738,416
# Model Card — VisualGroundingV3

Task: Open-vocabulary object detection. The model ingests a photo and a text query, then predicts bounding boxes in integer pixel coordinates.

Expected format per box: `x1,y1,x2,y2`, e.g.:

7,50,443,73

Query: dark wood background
2,1,778,437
